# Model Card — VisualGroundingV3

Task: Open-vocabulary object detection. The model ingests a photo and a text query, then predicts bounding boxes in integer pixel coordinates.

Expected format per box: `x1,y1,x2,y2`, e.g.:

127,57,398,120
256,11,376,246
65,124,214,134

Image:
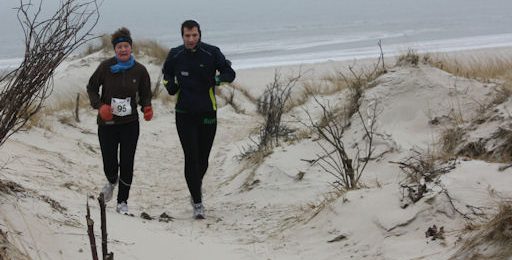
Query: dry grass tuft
440,126,465,156
286,64,382,112
132,40,168,65
321,73,351,92
302,191,343,224
429,53,512,163
0,229,31,260
216,83,257,114
82,35,168,64
493,83,512,105
425,54,512,105
396,49,420,66
23,92,90,131
397,51,512,104
0,179,25,195
81,34,110,56
456,141,487,160
487,127,512,162
448,126,512,163
427,55,512,83
235,84,258,104
452,201,512,259
237,135,274,164
286,81,327,111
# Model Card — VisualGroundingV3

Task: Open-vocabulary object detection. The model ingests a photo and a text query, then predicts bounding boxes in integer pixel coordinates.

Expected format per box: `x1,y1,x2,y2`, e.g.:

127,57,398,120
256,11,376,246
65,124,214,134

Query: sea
1,0,512,70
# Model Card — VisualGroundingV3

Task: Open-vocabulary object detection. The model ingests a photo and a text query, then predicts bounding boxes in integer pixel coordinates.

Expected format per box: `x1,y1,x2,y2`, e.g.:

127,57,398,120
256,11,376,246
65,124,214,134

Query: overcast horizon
1,0,512,68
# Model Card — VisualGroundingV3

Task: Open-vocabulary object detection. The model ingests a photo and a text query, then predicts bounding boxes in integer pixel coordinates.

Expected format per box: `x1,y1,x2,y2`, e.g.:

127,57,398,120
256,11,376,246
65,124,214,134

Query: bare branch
303,95,380,190
0,0,100,146
240,70,303,160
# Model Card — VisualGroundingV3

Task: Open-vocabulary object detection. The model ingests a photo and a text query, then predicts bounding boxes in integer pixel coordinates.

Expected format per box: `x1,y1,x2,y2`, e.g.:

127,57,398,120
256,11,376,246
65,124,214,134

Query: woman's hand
99,104,113,121
143,106,153,121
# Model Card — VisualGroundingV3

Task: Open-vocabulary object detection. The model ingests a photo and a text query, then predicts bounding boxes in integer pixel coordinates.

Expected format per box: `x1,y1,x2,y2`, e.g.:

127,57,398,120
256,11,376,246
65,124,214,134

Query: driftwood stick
75,93,80,122
86,199,99,260
98,193,113,259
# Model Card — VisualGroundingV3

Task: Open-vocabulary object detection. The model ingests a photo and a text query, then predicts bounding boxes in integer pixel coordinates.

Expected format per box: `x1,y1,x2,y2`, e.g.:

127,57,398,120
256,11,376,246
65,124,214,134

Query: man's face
182,27,200,49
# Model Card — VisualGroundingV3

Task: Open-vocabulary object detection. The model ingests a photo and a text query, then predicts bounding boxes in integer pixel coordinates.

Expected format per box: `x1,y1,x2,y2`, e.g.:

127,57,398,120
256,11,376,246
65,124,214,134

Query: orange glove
99,104,113,121
143,106,153,121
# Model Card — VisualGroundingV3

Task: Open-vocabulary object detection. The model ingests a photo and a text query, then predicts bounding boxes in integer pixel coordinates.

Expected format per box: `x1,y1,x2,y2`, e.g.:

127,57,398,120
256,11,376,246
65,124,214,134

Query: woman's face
114,42,132,62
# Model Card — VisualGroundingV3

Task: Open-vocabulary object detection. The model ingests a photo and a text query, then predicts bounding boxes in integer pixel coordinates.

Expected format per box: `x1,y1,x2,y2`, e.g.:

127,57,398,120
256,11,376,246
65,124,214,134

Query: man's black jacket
162,41,236,113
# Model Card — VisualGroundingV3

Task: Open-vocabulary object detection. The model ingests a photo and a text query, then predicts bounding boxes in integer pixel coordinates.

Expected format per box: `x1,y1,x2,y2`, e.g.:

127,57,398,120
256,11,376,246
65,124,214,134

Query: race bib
111,97,132,117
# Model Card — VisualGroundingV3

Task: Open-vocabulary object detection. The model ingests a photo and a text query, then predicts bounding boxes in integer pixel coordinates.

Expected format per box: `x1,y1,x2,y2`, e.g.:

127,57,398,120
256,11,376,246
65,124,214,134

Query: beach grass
82,34,168,64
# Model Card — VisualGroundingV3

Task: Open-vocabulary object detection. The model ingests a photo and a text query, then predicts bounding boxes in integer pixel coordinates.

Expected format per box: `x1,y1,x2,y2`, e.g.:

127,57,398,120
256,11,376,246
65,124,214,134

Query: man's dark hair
181,20,201,37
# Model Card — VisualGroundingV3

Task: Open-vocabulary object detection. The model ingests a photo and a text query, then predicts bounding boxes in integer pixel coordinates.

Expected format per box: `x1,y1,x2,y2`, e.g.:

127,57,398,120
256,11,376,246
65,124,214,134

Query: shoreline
231,33,512,71
234,45,512,94
2,35,512,72
237,45,512,72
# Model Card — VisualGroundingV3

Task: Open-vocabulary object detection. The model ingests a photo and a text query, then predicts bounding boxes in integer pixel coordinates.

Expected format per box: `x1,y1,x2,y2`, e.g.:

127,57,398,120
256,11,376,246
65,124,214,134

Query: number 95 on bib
111,97,132,117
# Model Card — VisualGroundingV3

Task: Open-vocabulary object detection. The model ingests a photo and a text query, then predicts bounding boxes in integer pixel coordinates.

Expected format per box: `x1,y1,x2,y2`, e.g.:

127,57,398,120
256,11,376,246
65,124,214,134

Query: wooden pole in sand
75,93,80,123
86,199,99,260
98,193,113,260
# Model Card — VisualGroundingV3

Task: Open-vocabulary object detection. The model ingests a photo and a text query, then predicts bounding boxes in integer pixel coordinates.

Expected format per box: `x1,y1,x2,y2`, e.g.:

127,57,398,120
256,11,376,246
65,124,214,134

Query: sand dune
0,47,511,259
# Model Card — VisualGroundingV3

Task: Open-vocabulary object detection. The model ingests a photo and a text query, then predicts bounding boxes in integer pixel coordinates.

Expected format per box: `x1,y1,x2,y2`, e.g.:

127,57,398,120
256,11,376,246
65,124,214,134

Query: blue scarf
110,55,135,73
